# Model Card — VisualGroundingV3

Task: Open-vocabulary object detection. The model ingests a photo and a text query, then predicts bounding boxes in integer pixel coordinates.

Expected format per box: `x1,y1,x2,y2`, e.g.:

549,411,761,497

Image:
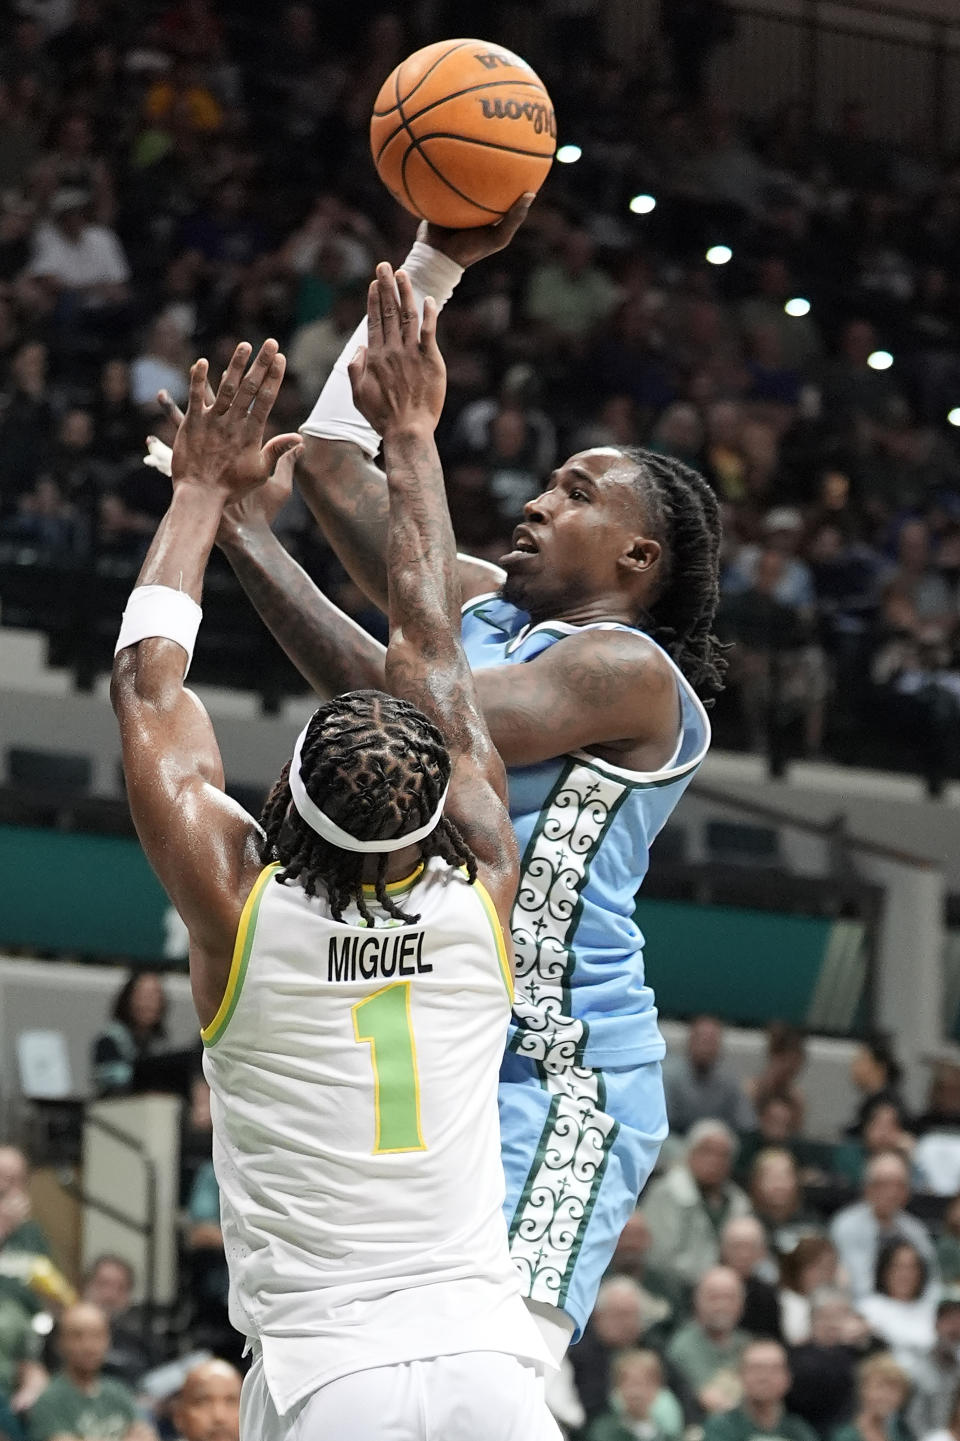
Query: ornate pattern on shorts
507,1066,619,1310
505,760,627,1308
508,760,629,1070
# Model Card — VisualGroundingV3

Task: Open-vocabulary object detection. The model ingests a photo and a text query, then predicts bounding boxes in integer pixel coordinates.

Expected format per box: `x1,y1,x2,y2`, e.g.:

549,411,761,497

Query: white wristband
115,584,203,678
300,242,464,455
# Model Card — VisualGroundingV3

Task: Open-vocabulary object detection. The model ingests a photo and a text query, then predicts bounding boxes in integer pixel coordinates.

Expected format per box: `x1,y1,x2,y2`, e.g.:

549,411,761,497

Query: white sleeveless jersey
201,857,552,1414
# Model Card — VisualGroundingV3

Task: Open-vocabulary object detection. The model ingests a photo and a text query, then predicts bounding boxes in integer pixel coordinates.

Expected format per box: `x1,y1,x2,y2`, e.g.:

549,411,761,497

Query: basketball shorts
499,1054,667,1343
240,1348,561,1441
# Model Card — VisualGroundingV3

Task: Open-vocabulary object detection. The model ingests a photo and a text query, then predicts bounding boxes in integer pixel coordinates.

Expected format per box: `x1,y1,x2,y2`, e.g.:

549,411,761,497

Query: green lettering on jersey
351,981,426,1154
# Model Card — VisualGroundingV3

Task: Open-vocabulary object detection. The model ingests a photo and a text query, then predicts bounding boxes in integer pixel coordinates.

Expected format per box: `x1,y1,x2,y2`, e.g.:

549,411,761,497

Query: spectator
720,548,827,758
571,1277,667,1425
779,1237,841,1346
0,1149,49,1261
726,511,816,613
526,229,621,344
81,1257,158,1390
92,361,144,468
786,1289,874,1439
286,287,366,409
170,1359,240,1441
905,1293,960,1435
130,320,190,412
830,1152,937,1300
848,1041,906,1141
720,1216,782,1339
921,1385,960,1441
26,1303,152,1441
738,1095,806,1180
186,1162,229,1350
937,1197,960,1285
916,1057,960,1135
663,1016,755,1135
91,971,168,1097
703,1340,817,1441
587,1349,682,1441
24,188,130,308
643,1121,752,1289
857,1239,938,1374
735,1095,801,1175
605,1211,679,1331
0,1273,45,1415
666,1267,751,1419
749,1150,822,1259
883,520,954,639
0,341,53,513
830,1353,913,1441
744,1024,808,1130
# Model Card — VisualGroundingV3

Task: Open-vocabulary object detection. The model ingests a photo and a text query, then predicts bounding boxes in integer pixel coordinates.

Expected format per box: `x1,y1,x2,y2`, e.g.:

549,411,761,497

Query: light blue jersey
461,593,711,1071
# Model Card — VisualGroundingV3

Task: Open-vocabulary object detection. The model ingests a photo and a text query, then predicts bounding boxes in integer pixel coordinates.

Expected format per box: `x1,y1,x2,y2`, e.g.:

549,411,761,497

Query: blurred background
5,0,960,1438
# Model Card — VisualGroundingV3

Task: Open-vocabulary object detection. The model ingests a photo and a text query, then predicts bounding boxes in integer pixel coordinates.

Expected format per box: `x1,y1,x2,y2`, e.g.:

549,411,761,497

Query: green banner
0,825,176,960
0,827,868,1032
639,898,867,1030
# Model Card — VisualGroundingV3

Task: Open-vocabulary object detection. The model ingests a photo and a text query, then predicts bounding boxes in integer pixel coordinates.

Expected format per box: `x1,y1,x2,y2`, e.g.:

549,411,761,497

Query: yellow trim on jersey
474,879,515,1004
201,864,280,1046
361,862,425,897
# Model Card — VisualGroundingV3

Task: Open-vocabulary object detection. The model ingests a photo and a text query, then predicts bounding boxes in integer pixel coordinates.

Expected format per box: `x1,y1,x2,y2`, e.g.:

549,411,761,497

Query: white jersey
202,857,552,1414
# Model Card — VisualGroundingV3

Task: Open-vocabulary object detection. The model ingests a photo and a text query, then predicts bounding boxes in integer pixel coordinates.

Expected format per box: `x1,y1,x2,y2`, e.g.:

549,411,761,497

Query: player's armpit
472,628,681,770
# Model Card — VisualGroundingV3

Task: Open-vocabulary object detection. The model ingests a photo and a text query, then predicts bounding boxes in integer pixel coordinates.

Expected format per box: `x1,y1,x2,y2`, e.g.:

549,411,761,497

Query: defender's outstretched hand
170,339,301,496
347,264,446,437
422,191,534,268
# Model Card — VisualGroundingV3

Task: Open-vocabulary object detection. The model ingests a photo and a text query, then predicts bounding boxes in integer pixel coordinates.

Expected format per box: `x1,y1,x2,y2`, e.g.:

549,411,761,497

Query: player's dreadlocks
258,690,476,926
618,447,727,700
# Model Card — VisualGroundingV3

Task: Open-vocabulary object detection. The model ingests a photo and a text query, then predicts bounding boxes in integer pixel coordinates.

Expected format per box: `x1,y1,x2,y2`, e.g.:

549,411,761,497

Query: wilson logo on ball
472,50,524,70
477,97,556,136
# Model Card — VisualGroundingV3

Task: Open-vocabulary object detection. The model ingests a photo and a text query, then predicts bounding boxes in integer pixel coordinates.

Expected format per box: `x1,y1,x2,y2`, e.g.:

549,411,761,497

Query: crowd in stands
6,974,960,1440
0,1,958,781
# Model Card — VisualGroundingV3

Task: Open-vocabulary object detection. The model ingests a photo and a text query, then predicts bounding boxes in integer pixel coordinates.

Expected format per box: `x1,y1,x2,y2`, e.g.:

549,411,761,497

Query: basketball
370,38,557,229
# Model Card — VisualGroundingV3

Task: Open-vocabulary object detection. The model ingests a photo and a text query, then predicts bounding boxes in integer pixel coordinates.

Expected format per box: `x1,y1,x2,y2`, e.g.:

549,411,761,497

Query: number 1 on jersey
351,981,426,1154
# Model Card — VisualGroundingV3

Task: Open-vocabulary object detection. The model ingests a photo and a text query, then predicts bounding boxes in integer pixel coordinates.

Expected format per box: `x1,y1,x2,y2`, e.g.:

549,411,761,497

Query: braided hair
258,690,476,926
617,447,726,699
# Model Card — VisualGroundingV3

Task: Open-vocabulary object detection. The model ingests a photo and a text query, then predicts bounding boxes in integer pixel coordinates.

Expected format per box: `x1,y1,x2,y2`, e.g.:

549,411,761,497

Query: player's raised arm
297,204,533,611
347,263,518,920
111,341,301,1025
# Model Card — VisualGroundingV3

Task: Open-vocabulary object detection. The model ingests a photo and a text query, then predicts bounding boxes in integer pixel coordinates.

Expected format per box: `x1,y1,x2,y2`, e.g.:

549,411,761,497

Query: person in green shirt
587,1349,682,1441
666,1266,751,1419
0,1282,45,1410
831,1353,913,1441
704,1340,818,1441
26,1303,153,1441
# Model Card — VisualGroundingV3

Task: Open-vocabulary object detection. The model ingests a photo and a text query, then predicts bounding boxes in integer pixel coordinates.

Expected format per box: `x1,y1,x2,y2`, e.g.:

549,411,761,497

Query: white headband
287,719,449,853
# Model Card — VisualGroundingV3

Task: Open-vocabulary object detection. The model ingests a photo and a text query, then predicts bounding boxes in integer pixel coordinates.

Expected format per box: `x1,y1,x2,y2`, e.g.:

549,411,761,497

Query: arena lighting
948,408,960,428
706,244,733,265
556,144,582,164
784,297,811,317
629,193,657,215
867,350,894,371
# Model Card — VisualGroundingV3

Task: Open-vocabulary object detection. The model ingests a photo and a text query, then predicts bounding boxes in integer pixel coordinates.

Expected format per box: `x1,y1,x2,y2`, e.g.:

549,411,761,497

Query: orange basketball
370,38,556,229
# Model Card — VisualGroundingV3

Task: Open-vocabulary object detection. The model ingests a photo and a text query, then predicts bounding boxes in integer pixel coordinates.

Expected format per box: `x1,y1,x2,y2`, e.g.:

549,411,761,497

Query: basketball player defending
113,310,557,1437
150,209,724,1362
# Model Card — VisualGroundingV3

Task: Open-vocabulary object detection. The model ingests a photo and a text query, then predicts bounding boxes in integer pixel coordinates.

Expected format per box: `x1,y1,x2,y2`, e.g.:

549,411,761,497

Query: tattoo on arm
298,442,391,611
223,526,386,696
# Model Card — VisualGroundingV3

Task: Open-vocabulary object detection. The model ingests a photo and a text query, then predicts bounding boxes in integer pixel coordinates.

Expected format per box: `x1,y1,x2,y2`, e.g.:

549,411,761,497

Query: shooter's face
498,449,657,622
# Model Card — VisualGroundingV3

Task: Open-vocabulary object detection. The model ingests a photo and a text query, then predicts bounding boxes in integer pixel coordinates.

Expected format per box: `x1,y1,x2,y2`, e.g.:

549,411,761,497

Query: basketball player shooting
149,207,725,1363
113,314,558,1440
